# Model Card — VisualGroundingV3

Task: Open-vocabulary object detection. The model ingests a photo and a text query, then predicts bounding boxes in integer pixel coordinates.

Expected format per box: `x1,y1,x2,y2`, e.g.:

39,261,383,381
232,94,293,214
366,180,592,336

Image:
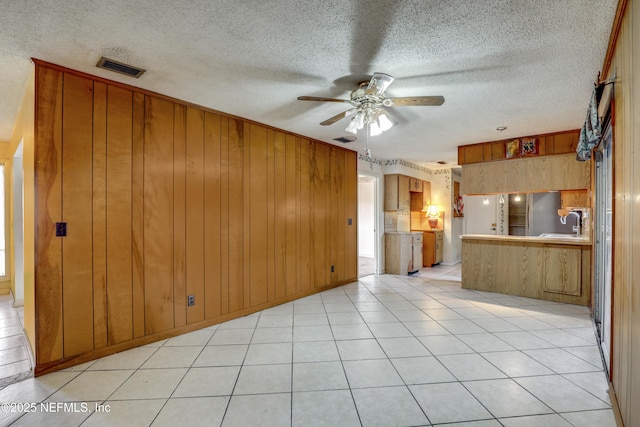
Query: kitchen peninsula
458,132,594,306
461,234,591,306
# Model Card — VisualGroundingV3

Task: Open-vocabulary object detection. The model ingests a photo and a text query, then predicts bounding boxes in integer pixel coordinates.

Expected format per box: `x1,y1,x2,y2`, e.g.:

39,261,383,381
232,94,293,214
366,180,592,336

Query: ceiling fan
297,72,444,137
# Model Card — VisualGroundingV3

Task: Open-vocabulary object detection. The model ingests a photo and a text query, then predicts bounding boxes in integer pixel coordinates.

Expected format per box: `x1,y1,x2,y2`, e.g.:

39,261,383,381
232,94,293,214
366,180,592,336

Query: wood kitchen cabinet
385,232,419,275
543,244,582,296
384,174,410,211
560,189,590,208
423,230,443,267
409,178,423,192
423,180,431,208
461,236,591,306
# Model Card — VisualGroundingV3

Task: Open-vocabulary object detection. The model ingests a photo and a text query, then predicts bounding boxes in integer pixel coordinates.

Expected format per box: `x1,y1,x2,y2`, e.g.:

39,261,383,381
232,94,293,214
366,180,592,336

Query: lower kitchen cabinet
423,230,443,267
385,232,422,275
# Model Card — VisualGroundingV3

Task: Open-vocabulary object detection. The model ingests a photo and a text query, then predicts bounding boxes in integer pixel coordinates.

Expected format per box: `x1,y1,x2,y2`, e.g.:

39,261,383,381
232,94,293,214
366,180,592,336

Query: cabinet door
423,180,431,210
409,178,423,192
435,238,443,263
422,232,435,266
384,174,399,211
398,175,410,210
560,189,590,208
543,245,582,296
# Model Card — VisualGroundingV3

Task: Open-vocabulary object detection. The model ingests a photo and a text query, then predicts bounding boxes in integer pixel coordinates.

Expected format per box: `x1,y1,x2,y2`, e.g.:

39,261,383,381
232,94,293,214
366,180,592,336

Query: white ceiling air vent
333,136,357,143
96,57,145,78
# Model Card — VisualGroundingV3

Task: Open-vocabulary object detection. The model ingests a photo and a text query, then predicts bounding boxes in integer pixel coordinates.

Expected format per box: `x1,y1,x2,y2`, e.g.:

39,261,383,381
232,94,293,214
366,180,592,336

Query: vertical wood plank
173,104,187,328
143,96,175,334
131,92,145,338
298,138,312,292
228,118,244,312
250,124,268,306
35,65,63,364
285,134,298,296
324,146,332,286
204,112,222,319
92,81,108,350
273,131,287,299
219,117,230,315
344,150,358,280
266,129,276,301
243,122,252,308
337,149,346,281
330,148,346,282
61,73,94,357
313,143,327,288
106,85,134,344
186,107,205,323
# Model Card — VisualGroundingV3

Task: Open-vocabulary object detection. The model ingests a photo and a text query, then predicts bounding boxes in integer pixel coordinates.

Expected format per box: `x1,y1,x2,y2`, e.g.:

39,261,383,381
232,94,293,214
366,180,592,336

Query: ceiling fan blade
386,96,445,106
297,96,350,103
366,72,394,96
320,108,357,126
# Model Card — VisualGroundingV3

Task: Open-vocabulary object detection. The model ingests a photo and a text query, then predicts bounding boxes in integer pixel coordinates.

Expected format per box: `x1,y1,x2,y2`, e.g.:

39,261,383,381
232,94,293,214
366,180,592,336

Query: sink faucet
560,211,582,236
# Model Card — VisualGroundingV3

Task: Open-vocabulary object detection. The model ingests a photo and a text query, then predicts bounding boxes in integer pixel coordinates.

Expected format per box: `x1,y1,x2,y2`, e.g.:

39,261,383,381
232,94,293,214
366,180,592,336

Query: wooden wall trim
602,0,629,79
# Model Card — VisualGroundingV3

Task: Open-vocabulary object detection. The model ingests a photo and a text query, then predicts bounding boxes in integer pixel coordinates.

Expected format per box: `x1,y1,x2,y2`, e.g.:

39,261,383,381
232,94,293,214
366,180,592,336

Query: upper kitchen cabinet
560,189,590,208
384,174,410,211
409,178,423,192
458,130,590,195
385,174,431,211
462,153,590,194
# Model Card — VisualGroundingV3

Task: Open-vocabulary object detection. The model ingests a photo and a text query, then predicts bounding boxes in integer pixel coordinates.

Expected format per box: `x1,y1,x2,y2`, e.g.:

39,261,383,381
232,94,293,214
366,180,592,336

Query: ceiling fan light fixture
377,112,395,132
368,122,382,136
345,111,365,134
366,72,394,96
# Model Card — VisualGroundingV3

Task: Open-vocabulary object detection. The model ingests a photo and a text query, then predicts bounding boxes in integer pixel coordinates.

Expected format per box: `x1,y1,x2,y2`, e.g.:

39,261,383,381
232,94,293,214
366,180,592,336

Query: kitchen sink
538,233,582,238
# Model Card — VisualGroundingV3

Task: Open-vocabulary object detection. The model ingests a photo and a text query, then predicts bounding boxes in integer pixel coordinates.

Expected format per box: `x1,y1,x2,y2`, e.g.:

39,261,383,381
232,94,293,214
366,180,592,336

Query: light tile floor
0,294,32,388
0,264,617,426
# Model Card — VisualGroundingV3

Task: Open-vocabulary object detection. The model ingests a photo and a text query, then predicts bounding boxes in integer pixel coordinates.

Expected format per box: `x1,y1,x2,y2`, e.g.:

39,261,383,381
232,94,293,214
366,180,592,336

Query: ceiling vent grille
96,57,145,78
333,136,357,143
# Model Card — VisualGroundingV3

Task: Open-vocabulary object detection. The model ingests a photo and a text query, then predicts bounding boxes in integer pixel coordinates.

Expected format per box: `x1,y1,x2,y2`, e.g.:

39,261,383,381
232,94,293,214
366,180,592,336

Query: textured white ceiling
0,0,617,164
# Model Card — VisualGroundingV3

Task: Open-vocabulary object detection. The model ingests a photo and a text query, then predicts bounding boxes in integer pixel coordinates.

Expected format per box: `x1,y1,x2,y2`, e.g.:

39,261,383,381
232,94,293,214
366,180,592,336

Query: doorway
358,174,378,277
594,124,613,375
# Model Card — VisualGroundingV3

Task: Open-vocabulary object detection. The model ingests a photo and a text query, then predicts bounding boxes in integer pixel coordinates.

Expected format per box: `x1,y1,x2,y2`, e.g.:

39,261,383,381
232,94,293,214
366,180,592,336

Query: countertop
386,231,424,235
461,233,591,246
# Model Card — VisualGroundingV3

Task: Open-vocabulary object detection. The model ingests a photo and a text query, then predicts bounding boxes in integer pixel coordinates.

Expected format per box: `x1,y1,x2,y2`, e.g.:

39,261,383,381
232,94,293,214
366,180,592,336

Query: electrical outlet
188,295,195,306
55,222,67,237
331,265,335,273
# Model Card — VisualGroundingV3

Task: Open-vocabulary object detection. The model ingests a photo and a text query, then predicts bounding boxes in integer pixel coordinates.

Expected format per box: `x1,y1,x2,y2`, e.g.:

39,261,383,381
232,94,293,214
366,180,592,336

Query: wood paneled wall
33,61,357,373
605,0,640,425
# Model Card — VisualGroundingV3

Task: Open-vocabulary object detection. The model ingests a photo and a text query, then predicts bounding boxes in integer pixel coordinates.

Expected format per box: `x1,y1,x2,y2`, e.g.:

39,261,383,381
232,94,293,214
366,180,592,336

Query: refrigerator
527,192,575,236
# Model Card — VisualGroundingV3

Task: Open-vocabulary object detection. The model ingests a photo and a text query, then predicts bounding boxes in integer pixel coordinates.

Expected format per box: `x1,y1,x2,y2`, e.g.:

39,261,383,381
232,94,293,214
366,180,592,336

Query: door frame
594,121,614,378
357,172,381,275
